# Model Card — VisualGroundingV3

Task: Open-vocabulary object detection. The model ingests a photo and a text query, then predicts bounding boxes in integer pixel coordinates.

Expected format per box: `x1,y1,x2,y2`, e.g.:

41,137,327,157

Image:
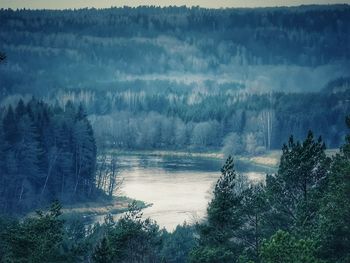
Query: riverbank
25,196,150,221
238,150,281,169
60,196,150,217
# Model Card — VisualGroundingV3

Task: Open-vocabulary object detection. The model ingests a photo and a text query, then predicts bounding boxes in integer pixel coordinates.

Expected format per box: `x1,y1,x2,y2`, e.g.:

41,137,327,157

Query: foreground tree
238,184,268,262
2,201,65,262
260,230,322,263
265,131,330,234
190,156,243,262
160,223,196,263
317,116,350,263
92,201,163,263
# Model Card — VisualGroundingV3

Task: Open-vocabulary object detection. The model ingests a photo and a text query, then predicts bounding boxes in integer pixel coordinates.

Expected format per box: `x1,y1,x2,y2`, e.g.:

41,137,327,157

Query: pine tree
265,131,330,233
317,116,350,263
97,201,162,263
238,184,268,262
261,230,322,263
207,156,242,241
15,99,26,119
190,156,243,262
92,237,112,263
0,99,98,213
2,106,18,144
3,201,65,262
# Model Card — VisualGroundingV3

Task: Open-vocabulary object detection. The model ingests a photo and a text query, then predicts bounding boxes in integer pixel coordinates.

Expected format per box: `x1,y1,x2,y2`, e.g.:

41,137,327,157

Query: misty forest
0,4,349,263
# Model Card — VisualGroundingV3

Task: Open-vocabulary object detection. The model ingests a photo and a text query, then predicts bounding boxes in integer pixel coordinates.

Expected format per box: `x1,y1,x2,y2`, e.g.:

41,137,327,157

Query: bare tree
96,152,123,197
96,153,108,190
107,154,119,197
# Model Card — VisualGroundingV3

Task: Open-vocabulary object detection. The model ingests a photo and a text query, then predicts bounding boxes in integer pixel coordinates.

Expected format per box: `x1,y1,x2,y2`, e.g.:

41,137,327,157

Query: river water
108,154,274,231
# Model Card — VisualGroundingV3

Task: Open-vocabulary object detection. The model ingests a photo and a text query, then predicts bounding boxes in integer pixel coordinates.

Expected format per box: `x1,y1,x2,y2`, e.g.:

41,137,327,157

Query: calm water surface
106,154,274,231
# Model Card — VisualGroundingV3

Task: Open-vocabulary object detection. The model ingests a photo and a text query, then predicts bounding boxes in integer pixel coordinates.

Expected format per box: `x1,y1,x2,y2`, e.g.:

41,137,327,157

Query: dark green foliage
190,156,243,262
0,215,14,262
208,156,242,236
1,201,65,262
91,201,163,263
238,184,268,262
160,223,196,263
190,159,268,263
265,131,330,234
260,230,322,263
92,237,112,263
0,99,97,213
316,117,350,263
61,216,94,262
191,117,350,263
0,200,197,263
0,201,103,263
190,246,235,263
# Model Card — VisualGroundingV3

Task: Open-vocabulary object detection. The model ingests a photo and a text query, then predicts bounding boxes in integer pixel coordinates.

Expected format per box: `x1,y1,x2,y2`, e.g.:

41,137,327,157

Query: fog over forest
0,4,350,263
1,5,350,94
0,5,349,153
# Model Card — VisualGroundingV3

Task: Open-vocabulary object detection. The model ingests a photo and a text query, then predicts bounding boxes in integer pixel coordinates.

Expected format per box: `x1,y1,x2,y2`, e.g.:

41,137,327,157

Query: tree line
0,117,349,262
68,84,348,152
3,77,348,154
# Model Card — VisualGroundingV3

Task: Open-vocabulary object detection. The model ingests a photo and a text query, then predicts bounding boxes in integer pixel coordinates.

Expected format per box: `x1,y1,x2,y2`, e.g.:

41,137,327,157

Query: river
104,153,275,231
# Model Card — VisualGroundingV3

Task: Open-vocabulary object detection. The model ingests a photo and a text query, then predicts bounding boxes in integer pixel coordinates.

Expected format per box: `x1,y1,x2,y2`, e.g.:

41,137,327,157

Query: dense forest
0,117,349,262
0,99,99,213
0,5,350,151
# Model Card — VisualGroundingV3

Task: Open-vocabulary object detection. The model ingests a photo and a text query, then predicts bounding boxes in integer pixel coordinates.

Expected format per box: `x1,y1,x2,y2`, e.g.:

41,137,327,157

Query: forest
0,99,98,213
0,4,349,263
0,5,350,152
0,117,349,262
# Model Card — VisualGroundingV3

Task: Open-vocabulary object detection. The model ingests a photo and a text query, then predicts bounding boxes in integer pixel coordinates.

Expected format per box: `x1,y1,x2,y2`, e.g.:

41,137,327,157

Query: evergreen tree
3,201,66,262
190,156,243,262
2,106,18,144
317,116,350,263
0,99,99,213
265,131,330,234
160,223,196,263
92,237,112,263
260,230,322,263
238,184,268,262
92,201,163,263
